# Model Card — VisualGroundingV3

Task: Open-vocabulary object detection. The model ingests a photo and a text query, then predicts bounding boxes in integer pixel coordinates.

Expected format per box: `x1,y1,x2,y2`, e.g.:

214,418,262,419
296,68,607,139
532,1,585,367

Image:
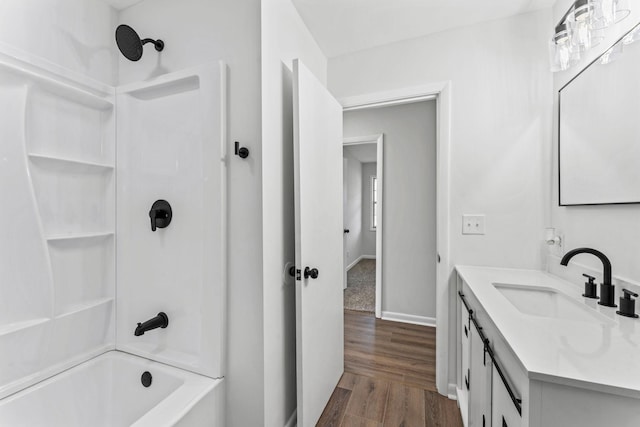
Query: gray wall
344,151,363,267
361,162,377,256
344,101,437,319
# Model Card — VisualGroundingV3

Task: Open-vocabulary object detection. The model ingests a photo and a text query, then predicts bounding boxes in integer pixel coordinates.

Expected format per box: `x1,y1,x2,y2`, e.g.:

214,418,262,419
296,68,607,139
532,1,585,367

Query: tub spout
134,312,169,336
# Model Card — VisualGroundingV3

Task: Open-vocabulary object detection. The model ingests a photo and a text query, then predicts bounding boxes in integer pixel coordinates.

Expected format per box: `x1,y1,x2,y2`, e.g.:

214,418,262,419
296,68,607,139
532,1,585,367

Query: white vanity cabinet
455,265,640,427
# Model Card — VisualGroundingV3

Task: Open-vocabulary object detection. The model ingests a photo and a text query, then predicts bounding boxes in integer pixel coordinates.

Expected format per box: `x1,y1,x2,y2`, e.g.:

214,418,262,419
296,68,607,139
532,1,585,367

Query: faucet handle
582,274,598,299
617,289,639,318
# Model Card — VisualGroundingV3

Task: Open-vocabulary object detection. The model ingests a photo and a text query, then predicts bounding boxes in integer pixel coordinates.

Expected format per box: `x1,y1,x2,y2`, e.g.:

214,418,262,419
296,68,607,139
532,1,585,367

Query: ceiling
292,0,555,57
345,144,377,163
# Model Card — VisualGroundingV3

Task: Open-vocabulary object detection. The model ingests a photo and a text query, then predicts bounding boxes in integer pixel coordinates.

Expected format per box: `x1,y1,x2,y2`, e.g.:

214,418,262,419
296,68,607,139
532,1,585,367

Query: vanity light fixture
549,0,630,72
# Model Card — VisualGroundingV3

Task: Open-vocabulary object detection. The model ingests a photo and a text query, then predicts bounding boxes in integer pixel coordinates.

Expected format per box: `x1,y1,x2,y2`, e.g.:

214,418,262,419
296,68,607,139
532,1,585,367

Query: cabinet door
460,306,470,396
492,365,522,427
469,325,492,427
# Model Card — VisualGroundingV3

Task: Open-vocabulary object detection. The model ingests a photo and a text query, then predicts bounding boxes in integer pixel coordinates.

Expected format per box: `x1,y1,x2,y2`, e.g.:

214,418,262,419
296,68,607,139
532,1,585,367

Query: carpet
344,259,375,313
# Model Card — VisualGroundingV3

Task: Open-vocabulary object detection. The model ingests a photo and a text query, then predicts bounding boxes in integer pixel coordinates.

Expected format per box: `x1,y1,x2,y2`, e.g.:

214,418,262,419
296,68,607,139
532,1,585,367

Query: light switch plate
462,214,485,235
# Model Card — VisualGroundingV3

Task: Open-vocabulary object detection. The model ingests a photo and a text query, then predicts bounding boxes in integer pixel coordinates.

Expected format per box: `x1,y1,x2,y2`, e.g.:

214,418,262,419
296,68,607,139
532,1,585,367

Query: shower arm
141,38,164,51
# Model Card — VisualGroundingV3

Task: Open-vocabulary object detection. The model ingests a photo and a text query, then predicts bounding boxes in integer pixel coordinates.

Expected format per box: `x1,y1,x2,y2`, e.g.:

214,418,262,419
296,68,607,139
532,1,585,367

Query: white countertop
456,265,640,398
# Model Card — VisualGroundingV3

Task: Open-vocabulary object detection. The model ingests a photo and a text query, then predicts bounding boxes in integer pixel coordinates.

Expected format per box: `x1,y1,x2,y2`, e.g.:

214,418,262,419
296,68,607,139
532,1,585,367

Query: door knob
304,267,319,279
149,200,172,232
344,229,350,233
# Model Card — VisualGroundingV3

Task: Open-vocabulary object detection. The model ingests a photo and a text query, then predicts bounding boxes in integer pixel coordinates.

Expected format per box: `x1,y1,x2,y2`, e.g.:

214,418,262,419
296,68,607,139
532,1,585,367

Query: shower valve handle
149,200,172,232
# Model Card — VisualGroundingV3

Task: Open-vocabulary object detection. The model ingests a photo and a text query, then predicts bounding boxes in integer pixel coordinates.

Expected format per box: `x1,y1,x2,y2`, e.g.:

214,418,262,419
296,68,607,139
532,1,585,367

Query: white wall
361,162,377,256
0,0,117,84
261,0,327,425
549,0,640,286
118,1,264,426
331,9,553,392
344,101,437,319
344,152,363,266
331,10,552,272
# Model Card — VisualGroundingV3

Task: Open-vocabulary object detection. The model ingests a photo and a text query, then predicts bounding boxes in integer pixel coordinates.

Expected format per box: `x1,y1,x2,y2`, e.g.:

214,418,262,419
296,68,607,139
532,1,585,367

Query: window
371,175,377,231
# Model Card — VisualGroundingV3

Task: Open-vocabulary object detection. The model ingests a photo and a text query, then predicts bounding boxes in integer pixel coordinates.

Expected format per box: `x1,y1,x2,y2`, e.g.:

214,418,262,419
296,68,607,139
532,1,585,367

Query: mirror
559,23,640,206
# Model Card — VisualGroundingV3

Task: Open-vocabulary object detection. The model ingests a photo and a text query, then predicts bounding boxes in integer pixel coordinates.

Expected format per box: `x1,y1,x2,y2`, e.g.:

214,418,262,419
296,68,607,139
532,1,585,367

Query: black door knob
344,229,350,233
149,200,172,232
304,267,319,279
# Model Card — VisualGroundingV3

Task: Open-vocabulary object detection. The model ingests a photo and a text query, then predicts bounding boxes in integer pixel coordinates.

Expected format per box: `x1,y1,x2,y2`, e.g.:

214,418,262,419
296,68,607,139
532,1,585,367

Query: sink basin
493,283,610,324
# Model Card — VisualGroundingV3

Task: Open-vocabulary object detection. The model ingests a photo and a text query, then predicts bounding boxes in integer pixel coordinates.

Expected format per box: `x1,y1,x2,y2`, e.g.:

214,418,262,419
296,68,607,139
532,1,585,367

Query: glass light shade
568,7,603,52
550,22,581,72
549,36,580,72
592,0,630,29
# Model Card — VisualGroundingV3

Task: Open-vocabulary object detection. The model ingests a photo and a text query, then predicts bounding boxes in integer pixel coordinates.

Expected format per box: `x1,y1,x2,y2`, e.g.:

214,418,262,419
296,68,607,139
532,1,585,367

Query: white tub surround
455,265,640,427
116,63,228,379
0,351,224,427
0,40,227,425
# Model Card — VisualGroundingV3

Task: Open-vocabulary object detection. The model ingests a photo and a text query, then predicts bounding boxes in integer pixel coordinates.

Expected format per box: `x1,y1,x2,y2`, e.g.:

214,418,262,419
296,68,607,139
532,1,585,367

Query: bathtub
0,351,224,426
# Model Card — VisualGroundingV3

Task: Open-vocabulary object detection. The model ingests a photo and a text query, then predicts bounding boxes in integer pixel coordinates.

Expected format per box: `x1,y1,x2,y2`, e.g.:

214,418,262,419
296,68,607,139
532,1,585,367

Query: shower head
115,24,164,61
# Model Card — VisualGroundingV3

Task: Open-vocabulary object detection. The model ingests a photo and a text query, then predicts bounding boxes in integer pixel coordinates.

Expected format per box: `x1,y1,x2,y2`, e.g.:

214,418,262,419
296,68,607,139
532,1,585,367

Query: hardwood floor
317,310,462,427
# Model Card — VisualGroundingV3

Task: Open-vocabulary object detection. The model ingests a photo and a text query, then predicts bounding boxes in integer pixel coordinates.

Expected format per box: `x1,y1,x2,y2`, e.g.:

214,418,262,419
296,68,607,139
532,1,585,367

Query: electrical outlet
462,214,485,235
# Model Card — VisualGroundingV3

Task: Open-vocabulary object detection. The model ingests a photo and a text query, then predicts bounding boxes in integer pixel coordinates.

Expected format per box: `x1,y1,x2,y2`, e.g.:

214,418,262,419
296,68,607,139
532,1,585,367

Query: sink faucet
134,312,169,336
560,248,617,308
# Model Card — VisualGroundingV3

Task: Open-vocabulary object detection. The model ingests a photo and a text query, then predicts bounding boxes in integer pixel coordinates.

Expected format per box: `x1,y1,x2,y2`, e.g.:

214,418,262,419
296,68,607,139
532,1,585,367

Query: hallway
317,311,462,426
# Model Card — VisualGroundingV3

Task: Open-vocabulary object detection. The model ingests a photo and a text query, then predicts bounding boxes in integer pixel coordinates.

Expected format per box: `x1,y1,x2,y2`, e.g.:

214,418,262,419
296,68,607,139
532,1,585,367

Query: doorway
342,100,438,327
339,83,452,395
342,135,383,317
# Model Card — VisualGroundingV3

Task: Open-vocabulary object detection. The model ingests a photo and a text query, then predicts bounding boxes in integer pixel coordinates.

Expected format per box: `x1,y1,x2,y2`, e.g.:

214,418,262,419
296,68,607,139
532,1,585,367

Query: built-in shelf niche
48,234,114,316
28,156,115,236
26,83,114,166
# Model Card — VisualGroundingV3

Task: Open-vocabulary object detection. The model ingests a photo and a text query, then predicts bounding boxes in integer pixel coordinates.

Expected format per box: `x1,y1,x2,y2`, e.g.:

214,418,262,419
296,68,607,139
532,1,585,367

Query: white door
293,59,344,427
343,157,348,289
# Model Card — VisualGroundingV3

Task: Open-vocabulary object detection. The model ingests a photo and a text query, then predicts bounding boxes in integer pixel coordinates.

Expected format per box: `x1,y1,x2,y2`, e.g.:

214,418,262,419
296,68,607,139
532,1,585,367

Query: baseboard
346,254,376,271
447,383,458,400
284,409,296,427
381,311,436,327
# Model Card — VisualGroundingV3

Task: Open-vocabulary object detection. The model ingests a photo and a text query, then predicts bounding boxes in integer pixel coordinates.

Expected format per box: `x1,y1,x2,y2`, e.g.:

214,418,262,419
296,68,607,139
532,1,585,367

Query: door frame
343,134,384,318
339,81,452,397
